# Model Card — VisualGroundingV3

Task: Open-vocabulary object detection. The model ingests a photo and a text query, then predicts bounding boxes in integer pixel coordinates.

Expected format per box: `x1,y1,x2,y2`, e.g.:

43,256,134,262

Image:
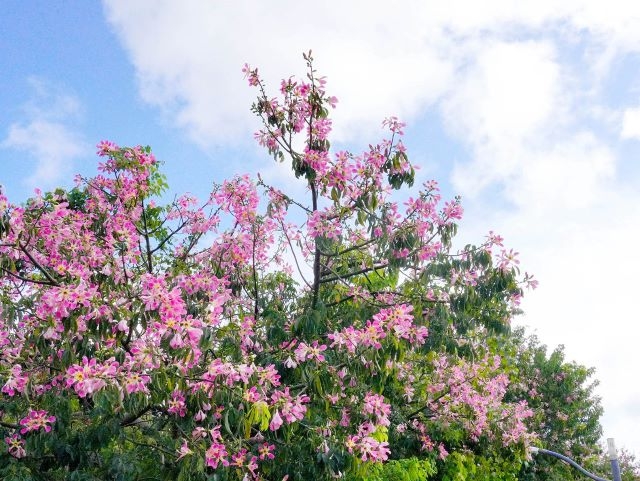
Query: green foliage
504,329,604,481
346,457,437,481
439,448,525,481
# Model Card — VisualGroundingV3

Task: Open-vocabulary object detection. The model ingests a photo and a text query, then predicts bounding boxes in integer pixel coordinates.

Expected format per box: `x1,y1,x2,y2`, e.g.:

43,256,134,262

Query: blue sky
2,1,640,456
0,1,225,201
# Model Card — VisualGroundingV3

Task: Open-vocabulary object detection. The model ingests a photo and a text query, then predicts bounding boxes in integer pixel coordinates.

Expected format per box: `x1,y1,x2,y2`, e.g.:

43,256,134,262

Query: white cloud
444,40,563,198
621,106,640,139
102,0,640,148
509,133,614,209
102,0,459,147
450,41,560,142
3,120,86,189
1,79,88,190
443,40,616,214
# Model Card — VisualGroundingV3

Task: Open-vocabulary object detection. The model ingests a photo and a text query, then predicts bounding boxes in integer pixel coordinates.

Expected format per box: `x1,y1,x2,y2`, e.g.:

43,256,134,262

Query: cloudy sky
2,0,639,457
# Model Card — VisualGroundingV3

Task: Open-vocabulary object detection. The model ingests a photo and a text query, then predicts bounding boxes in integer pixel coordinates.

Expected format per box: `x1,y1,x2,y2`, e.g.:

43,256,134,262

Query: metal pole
531,446,611,481
607,438,622,481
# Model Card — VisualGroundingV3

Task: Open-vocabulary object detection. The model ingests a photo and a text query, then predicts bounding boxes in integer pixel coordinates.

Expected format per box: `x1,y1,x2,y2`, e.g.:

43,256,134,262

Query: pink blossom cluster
328,304,427,353
19,410,56,435
345,434,390,462
307,210,342,240
66,356,119,398
424,355,534,445
2,364,28,396
362,392,391,427
294,340,328,363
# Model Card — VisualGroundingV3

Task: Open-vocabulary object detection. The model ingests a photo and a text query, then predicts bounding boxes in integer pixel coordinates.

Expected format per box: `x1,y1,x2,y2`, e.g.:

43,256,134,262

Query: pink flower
487,230,504,247
205,442,229,469
294,340,327,363
19,410,56,434
96,140,119,156
5,434,25,458
168,390,187,417
270,410,283,431
362,392,391,427
346,435,390,462
345,435,359,454
177,440,192,460
524,272,539,289
2,364,29,396
230,448,248,468
382,116,406,135
123,371,151,395
443,200,463,220
277,391,309,423
242,63,260,86
65,356,118,398
243,387,261,404
438,443,449,460
498,248,520,271
307,210,341,240
359,436,390,462
340,409,350,427
258,442,275,460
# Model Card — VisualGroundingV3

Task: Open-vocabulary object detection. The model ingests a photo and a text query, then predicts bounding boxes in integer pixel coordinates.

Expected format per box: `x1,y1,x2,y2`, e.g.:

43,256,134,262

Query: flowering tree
0,53,536,481
500,330,605,481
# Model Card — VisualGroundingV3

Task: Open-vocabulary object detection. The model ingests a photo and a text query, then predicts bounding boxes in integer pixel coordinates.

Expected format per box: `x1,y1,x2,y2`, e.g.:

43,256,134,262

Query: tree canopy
0,53,626,481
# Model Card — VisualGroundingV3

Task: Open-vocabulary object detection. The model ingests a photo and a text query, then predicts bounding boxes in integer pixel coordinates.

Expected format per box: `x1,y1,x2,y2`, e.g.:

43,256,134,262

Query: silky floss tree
0,53,535,481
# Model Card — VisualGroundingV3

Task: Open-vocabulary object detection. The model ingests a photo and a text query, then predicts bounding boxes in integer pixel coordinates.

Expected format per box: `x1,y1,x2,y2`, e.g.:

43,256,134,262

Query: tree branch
17,241,59,286
310,182,321,309
140,199,153,273
252,225,259,319
326,238,377,258
319,263,389,285
121,405,153,427
0,266,57,286
279,219,312,289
